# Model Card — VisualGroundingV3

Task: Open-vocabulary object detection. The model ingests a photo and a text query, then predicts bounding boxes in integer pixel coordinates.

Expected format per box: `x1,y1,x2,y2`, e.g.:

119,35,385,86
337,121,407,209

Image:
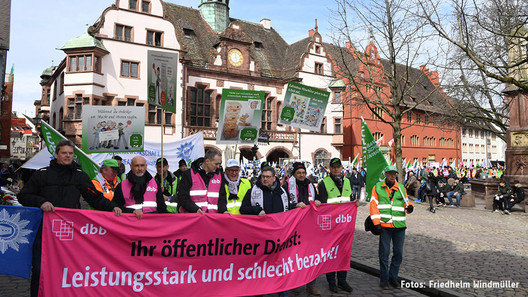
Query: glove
406,205,414,213
372,224,382,235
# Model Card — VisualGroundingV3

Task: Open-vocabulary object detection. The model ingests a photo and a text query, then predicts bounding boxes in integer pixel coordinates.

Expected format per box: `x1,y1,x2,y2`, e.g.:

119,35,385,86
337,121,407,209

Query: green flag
351,153,359,168
41,121,100,179
361,117,389,202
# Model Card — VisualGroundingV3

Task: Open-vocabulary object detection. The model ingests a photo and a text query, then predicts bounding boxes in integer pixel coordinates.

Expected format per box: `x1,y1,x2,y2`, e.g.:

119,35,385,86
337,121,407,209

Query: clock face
228,49,243,66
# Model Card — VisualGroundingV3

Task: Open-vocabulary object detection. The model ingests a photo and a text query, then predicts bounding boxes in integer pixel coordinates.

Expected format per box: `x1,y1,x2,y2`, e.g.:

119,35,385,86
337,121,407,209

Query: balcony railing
184,126,297,143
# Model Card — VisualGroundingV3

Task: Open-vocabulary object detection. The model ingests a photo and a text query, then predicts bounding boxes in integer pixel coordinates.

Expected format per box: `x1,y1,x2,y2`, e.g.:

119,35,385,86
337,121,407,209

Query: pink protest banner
40,203,357,297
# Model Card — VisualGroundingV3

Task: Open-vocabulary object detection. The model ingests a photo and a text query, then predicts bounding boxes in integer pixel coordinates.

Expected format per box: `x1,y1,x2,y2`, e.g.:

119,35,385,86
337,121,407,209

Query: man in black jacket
349,167,365,201
447,178,465,208
19,139,122,297
240,166,295,215
504,180,525,215
176,150,228,214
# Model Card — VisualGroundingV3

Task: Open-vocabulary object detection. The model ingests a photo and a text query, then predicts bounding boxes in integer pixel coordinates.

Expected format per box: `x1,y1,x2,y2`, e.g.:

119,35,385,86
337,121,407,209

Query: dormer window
315,45,320,53
142,0,151,13
183,28,195,37
254,41,263,49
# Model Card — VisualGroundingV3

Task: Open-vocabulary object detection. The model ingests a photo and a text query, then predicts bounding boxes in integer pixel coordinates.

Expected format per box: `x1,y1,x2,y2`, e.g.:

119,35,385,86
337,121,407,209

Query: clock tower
199,0,230,32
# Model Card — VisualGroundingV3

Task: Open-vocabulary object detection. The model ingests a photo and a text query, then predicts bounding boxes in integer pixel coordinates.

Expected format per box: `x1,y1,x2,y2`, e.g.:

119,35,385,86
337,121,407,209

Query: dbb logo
211,179,221,184
335,214,352,224
80,224,107,235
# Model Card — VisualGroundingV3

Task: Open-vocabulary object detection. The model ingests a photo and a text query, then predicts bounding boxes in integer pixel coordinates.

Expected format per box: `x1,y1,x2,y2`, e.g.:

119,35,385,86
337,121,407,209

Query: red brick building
331,42,462,165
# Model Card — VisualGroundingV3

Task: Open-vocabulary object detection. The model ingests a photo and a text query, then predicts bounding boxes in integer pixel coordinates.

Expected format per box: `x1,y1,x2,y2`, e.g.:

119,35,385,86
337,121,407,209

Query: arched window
314,149,329,167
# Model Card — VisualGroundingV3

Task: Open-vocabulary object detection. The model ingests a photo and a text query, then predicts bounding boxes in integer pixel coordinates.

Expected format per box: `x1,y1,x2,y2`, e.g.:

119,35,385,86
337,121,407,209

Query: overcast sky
6,0,335,117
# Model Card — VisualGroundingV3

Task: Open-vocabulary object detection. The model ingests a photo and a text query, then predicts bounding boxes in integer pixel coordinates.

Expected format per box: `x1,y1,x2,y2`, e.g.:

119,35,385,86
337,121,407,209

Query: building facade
35,0,460,168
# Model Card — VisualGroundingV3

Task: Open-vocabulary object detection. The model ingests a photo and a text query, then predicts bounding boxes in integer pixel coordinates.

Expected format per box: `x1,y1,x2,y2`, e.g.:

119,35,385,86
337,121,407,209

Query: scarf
224,173,241,196
127,171,153,204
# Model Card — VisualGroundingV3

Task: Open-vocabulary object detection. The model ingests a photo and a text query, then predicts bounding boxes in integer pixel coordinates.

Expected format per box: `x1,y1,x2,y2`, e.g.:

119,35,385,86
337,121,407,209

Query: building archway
239,145,262,161
204,145,221,156
266,146,292,164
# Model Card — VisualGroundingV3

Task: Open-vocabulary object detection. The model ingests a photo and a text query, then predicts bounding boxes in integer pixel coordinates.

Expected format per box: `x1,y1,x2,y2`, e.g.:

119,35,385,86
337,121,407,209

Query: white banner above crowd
22,133,205,176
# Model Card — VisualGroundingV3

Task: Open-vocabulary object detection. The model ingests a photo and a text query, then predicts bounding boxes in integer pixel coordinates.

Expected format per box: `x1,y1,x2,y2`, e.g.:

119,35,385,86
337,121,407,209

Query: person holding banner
240,165,293,297
18,139,123,297
113,156,167,219
370,165,414,290
223,159,252,214
177,150,228,214
91,158,121,201
283,162,322,296
317,157,355,294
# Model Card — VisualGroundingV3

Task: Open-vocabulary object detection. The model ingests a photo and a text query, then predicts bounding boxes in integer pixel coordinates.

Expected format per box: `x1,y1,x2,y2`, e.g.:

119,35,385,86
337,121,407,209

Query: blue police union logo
176,141,194,161
0,209,33,254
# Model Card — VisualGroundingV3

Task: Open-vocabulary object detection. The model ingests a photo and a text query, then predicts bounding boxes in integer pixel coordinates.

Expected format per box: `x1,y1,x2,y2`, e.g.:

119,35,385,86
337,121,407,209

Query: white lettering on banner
335,214,353,224
80,224,107,235
62,265,198,292
59,246,340,292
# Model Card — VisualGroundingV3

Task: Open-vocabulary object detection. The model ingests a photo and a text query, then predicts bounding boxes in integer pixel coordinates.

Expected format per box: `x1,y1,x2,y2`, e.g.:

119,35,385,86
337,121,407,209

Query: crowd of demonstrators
13,145,428,296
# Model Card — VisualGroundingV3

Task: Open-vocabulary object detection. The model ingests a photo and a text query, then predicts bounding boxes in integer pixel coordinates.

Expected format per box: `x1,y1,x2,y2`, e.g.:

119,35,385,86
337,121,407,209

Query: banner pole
161,109,165,184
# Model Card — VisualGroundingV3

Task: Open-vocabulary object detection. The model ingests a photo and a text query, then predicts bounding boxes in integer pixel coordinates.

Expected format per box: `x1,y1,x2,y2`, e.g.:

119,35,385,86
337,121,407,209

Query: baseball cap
156,158,169,166
226,159,240,168
384,165,398,173
329,158,342,167
514,180,520,184
102,159,119,168
178,159,187,167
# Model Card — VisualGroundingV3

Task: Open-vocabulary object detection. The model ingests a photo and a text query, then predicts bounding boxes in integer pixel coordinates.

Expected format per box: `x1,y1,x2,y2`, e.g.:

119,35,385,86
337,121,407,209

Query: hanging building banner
278,82,330,132
216,89,265,144
81,106,145,153
147,50,178,113
40,203,356,297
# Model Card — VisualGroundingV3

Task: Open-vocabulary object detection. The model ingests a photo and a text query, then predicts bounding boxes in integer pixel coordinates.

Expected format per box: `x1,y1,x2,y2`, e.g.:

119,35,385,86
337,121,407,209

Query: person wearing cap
92,158,121,202
113,155,126,181
223,159,252,215
155,158,177,197
113,156,167,219
155,158,179,213
177,150,228,214
370,165,414,290
317,157,355,294
174,159,187,181
283,162,321,296
505,180,525,214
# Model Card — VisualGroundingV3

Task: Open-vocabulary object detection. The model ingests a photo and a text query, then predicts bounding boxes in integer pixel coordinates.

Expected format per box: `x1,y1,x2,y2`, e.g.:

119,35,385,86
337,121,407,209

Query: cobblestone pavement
351,198,528,297
2,196,526,296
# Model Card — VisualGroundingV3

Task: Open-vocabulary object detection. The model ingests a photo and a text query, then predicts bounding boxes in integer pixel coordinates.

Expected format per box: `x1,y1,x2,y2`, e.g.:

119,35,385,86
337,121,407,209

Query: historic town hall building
34,0,461,166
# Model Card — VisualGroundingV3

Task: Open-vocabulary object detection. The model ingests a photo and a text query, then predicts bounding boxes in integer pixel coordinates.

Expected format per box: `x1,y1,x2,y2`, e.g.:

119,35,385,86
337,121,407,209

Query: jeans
506,197,524,211
326,270,347,284
447,191,462,207
379,227,406,281
352,185,362,201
